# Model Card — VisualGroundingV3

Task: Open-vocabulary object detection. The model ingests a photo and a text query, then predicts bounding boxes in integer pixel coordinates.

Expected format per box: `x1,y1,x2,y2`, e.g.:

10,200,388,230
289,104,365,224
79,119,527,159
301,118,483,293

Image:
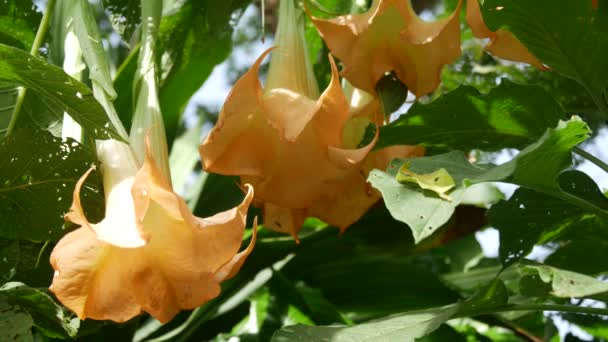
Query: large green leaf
371,117,607,243
377,81,567,151
0,129,104,241
67,0,117,99
480,0,608,111
517,262,608,300
0,282,79,339
0,0,40,50
545,238,608,275
368,153,479,243
271,304,459,342
0,44,122,140
489,171,608,266
0,240,54,287
158,0,251,144
283,206,459,321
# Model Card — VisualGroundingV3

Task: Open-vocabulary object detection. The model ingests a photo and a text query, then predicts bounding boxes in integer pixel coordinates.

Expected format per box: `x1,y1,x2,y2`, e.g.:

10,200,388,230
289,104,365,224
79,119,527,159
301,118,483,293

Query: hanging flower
50,0,256,323
307,85,424,230
308,0,462,96
465,0,547,69
50,140,256,323
200,0,388,239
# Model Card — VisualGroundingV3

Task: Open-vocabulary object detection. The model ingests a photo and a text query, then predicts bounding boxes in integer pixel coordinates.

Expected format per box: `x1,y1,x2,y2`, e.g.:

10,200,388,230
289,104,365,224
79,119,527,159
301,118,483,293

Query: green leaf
0,240,54,287
169,118,204,194
457,279,509,320
0,282,79,339
480,0,608,111
545,239,608,275
0,240,19,282
102,0,140,41
0,44,122,140
368,152,485,243
0,296,34,342
489,170,608,265
371,117,608,243
517,262,608,300
271,304,459,342
376,72,408,116
0,1,40,50
0,129,104,241
158,0,251,144
283,207,459,320
67,0,117,99
0,84,17,132
377,81,567,151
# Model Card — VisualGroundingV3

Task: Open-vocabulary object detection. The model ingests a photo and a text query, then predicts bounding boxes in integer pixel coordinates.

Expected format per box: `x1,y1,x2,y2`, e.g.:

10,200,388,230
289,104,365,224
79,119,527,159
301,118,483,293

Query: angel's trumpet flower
50,139,256,323
308,0,462,96
201,0,383,238
50,0,256,323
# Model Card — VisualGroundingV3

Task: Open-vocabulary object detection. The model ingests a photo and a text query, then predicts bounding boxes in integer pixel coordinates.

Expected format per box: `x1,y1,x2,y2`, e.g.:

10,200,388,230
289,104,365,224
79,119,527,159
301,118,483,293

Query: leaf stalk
5,0,57,137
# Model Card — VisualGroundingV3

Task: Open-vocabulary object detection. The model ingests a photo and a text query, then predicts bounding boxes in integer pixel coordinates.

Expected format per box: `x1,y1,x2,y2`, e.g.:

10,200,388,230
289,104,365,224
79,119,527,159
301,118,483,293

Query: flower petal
52,141,256,323
310,0,462,96
200,49,277,177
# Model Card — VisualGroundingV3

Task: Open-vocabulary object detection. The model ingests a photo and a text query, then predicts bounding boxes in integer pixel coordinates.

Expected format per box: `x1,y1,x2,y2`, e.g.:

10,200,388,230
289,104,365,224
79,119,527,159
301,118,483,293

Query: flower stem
573,146,608,175
5,0,57,137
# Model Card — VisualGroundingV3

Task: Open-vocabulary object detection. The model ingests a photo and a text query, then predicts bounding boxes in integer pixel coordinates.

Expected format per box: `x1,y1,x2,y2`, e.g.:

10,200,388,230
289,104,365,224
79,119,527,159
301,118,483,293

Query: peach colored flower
50,139,256,323
201,0,405,239
309,0,462,96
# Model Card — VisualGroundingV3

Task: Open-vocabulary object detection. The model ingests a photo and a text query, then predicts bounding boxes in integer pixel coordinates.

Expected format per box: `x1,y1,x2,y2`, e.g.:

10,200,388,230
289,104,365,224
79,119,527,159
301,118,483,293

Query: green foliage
0,44,122,140
480,0,608,112
378,81,567,151
376,72,408,116
271,304,459,342
372,117,608,244
158,0,252,143
0,0,40,50
0,282,79,339
0,129,103,241
102,0,140,41
2,0,608,340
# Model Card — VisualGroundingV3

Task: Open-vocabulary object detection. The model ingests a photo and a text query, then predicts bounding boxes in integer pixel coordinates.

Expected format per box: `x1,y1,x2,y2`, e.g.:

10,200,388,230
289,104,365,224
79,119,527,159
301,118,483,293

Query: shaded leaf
0,44,122,140
0,129,103,241
489,170,608,265
368,153,472,243
545,239,608,275
0,297,33,342
271,304,459,342
376,73,408,116
283,206,459,321
480,0,608,110
371,117,607,243
158,0,251,144
378,81,567,151
517,262,608,300
0,240,54,289
68,0,117,99
0,282,78,339
102,0,141,41
0,0,40,50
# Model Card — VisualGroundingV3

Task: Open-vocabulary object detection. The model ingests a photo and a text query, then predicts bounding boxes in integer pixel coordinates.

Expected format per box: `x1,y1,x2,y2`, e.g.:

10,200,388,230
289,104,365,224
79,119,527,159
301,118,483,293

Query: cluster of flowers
49,0,572,324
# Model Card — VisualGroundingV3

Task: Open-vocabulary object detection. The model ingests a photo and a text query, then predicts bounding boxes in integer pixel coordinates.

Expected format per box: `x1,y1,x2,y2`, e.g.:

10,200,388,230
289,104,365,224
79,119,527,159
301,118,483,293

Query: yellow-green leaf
397,163,456,201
